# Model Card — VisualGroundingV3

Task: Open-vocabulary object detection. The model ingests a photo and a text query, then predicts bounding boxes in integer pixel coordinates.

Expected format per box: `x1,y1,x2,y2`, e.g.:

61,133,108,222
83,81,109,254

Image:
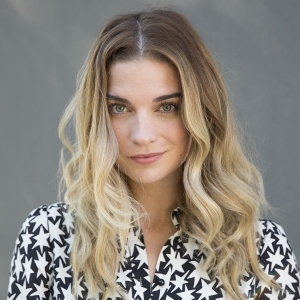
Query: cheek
179,131,191,156
169,121,189,145
111,121,127,149
162,120,190,157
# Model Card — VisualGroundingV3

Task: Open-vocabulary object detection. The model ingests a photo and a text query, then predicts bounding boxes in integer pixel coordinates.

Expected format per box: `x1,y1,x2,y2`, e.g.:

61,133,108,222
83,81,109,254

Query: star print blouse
7,203,300,299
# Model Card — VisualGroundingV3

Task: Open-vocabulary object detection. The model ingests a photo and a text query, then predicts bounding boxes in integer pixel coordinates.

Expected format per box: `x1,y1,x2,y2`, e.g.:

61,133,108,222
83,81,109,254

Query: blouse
7,203,300,299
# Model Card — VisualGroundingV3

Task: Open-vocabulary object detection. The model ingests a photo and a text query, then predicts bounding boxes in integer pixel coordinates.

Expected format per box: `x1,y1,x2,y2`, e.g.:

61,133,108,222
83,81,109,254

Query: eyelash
108,103,129,114
108,101,179,115
158,101,179,114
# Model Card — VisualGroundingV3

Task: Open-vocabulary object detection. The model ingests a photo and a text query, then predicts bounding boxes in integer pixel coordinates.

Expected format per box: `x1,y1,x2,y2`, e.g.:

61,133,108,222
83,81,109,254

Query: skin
107,58,190,283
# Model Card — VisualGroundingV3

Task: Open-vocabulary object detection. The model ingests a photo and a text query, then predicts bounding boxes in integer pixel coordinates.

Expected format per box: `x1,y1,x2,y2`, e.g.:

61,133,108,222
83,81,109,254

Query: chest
111,231,257,300
52,229,259,299
142,225,178,284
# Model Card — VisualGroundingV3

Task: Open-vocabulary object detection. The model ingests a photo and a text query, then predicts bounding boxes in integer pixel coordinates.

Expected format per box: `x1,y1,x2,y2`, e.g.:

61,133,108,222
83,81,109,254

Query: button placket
157,278,165,286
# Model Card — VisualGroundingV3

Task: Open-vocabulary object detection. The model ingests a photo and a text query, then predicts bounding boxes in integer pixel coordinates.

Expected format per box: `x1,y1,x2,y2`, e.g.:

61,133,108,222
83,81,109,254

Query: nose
130,114,158,145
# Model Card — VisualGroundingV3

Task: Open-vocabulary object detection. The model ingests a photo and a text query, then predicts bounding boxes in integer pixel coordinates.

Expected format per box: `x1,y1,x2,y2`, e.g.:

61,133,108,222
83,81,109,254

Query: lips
129,152,164,164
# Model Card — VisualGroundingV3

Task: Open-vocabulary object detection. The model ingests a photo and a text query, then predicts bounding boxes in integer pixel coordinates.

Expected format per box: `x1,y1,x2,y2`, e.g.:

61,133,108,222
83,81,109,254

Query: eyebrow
106,92,182,103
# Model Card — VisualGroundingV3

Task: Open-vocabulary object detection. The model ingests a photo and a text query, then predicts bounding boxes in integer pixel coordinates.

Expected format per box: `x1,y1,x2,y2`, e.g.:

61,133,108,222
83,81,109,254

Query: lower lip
130,153,164,165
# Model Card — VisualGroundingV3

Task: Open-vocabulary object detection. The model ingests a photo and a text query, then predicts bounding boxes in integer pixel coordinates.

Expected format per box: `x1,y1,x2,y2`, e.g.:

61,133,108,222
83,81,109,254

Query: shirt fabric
7,203,300,299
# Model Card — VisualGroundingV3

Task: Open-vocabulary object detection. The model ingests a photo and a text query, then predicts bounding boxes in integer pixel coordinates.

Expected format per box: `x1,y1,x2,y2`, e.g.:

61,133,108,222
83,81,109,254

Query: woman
8,8,300,300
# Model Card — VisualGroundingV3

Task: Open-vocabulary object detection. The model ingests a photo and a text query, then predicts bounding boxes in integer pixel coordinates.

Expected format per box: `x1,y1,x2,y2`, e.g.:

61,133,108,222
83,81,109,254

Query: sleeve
7,205,54,299
256,219,300,299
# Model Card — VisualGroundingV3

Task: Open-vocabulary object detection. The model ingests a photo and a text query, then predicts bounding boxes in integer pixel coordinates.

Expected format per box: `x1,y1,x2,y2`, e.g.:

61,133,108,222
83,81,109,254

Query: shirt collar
171,207,181,229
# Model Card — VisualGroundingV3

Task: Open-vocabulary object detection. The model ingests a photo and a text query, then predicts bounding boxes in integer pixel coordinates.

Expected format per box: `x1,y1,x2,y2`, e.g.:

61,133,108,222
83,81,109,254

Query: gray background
1,0,299,296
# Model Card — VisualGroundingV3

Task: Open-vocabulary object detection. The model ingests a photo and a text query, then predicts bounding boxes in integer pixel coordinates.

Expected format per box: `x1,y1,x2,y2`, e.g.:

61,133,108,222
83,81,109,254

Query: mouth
129,152,164,164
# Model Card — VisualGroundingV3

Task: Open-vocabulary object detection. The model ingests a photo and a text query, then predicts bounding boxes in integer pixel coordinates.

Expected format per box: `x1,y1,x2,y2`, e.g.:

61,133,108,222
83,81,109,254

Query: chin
127,169,181,186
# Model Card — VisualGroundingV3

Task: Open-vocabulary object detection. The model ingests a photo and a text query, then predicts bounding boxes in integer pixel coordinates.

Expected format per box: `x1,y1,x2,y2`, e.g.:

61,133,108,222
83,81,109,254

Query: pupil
117,105,123,112
164,104,171,111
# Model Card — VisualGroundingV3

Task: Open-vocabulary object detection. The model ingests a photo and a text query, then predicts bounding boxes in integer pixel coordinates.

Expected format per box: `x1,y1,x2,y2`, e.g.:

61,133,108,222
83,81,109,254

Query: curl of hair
59,8,279,299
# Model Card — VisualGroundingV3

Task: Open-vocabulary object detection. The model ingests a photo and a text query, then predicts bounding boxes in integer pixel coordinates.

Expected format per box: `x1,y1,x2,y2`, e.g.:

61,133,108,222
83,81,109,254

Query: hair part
59,8,279,299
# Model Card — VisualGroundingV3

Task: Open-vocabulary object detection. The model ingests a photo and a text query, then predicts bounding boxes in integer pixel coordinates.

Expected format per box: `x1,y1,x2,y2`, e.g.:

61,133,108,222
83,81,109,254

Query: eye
159,102,178,113
109,104,128,114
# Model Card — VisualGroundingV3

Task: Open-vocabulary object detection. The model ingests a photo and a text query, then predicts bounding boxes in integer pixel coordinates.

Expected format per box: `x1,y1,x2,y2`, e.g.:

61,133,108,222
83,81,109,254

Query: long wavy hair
59,8,278,299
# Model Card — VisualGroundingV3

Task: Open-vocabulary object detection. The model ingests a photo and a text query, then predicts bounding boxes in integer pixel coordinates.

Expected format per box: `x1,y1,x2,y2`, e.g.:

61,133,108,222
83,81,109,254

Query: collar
171,207,181,229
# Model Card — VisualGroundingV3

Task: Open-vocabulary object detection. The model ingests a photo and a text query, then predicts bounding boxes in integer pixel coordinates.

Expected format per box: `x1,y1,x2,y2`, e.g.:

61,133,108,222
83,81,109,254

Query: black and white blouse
8,203,300,299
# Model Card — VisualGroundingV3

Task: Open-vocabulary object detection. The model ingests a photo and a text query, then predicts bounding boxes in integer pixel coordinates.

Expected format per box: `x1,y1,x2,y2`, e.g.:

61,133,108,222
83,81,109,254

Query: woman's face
107,58,190,186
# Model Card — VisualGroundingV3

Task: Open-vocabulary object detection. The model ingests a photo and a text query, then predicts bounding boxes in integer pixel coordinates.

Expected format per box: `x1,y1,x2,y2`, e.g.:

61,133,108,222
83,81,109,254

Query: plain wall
1,0,299,297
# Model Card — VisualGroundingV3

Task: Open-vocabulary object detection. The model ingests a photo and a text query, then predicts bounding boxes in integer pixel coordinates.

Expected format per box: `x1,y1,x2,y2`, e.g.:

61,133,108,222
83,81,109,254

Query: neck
129,174,184,224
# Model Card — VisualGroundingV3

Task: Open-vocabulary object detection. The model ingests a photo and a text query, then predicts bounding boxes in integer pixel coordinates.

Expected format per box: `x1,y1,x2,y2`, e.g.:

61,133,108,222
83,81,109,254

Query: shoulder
23,202,74,230
257,218,288,237
8,203,76,299
255,219,300,297
17,202,75,251
256,219,293,255
27,202,71,218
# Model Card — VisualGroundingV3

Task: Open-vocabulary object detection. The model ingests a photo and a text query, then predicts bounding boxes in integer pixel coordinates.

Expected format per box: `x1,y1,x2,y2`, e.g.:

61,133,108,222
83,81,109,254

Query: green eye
159,102,178,113
115,105,125,113
161,103,173,112
109,104,127,114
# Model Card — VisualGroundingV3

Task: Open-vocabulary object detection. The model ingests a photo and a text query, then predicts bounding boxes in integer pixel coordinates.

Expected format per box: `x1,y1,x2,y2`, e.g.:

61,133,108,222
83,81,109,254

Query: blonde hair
59,8,278,299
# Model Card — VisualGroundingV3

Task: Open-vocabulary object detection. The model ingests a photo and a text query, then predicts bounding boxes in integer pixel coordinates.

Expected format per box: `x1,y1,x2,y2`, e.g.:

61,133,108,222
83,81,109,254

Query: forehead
107,59,181,98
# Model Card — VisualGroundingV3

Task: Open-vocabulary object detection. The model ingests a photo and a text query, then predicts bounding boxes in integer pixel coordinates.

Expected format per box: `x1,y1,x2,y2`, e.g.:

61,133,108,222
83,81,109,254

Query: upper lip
130,152,164,158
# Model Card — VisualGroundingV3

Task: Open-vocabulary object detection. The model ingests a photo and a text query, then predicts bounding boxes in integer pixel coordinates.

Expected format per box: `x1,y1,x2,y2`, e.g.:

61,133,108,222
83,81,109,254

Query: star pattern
197,279,218,299
15,282,32,299
55,259,72,284
20,228,33,254
20,215,34,232
266,247,285,270
48,219,65,244
34,251,49,279
31,210,48,233
131,277,148,298
53,241,69,264
256,264,272,295
60,285,74,300
171,273,188,291
265,220,275,233
7,204,300,299
275,232,292,254
182,235,197,259
22,256,34,283
116,268,132,288
151,268,172,298
177,286,196,299
286,252,298,273
13,248,24,281
260,231,276,254
47,205,62,221
276,265,298,292
32,226,50,252
75,276,85,298
188,259,211,288
31,280,48,299
239,273,255,297
62,210,75,233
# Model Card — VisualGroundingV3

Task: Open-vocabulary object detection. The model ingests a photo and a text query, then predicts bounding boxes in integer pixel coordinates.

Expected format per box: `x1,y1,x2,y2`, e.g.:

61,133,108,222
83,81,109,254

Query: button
157,278,165,286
